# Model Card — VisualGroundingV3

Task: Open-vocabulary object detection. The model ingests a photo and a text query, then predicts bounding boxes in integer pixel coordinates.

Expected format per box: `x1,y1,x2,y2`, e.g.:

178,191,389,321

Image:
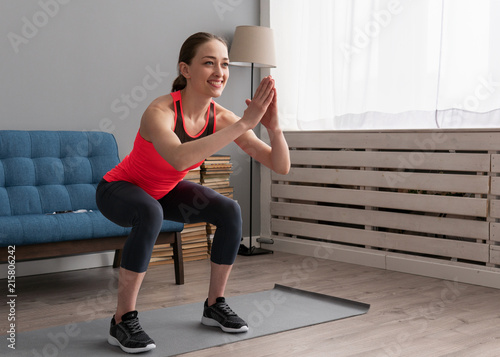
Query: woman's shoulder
140,94,176,139
141,94,176,124
147,93,175,115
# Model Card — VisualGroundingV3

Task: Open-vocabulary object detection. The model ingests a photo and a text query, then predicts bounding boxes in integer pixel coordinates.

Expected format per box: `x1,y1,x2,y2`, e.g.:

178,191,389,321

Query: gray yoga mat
2,284,369,356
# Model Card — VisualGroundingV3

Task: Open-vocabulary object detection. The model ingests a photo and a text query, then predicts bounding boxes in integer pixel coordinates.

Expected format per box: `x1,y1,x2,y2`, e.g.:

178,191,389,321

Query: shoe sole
201,316,249,333
108,335,156,354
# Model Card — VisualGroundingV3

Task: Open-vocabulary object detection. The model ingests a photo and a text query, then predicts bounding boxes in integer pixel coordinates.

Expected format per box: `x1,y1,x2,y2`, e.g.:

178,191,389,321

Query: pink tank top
103,91,216,199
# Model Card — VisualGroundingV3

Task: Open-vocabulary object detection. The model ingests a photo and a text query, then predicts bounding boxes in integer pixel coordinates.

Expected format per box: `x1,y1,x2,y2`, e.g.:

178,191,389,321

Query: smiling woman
94,31,290,353
171,33,229,94
178,41,230,101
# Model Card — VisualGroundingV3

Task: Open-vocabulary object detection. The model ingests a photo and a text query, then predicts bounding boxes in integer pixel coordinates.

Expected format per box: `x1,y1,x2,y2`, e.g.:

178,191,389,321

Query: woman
96,32,290,354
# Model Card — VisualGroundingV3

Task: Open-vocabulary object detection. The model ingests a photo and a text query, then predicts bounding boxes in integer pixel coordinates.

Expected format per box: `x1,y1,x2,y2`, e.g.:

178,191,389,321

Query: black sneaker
108,310,156,353
201,297,249,333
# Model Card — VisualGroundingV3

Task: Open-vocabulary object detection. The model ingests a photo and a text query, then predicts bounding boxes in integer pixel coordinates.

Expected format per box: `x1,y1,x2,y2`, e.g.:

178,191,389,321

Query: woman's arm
141,77,275,171
225,87,290,175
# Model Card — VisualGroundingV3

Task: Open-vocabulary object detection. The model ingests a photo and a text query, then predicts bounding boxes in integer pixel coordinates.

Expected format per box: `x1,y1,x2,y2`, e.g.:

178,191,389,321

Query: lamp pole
238,62,273,256
229,26,276,256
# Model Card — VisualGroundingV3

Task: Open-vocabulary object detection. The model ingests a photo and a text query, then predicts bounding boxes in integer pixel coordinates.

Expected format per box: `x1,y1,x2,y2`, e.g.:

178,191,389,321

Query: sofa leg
172,231,184,285
113,249,122,268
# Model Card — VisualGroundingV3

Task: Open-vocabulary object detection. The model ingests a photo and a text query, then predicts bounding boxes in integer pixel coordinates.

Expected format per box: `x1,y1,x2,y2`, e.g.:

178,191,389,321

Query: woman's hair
171,32,228,92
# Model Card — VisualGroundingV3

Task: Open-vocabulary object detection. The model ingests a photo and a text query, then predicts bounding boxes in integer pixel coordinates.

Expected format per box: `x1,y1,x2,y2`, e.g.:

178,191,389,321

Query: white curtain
269,0,500,130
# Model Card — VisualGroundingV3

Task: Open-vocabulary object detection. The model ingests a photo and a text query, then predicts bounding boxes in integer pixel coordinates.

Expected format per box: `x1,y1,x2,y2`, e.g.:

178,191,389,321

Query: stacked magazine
201,155,234,255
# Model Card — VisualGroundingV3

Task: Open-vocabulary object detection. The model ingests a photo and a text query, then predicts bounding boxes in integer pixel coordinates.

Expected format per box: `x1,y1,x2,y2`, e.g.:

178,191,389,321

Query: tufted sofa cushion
0,130,183,246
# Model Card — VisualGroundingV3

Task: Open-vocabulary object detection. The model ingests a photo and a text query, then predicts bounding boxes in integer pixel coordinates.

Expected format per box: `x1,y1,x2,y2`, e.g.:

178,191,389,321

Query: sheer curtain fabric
269,0,500,130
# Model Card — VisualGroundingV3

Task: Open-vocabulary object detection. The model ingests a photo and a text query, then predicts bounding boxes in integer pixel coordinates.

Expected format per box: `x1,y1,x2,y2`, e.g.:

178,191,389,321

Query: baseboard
386,252,500,289
263,237,500,289
0,251,115,279
262,237,386,269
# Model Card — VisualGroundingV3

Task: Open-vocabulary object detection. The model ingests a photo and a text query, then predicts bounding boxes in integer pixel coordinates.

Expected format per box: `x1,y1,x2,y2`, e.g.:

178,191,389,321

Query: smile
208,80,223,88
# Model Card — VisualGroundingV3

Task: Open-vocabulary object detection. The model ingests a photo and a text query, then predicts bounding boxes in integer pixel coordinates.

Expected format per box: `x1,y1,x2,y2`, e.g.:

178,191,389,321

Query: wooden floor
3,251,500,356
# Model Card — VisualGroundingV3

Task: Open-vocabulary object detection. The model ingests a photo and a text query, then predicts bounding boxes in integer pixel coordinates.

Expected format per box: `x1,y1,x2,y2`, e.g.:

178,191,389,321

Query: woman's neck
180,88,211,121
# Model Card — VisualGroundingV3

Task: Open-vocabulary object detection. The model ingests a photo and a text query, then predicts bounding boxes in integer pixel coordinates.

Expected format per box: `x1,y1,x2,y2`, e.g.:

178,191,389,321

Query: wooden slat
273,167,490,194
490,222,500,243
272,184,488,217
491,154,500,173
271,202,488,240
489,200,500,219
285,130,500,151
490,245,500,265
271,218,490,262
490,177,500,195
290,150,490,172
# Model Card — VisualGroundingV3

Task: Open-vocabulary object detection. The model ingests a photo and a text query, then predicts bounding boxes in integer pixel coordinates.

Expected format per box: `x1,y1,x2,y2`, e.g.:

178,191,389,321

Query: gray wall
0,0,261,239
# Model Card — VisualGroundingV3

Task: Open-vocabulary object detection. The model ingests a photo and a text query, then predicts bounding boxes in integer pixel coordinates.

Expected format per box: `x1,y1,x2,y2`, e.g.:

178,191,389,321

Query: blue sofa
0,130,184,284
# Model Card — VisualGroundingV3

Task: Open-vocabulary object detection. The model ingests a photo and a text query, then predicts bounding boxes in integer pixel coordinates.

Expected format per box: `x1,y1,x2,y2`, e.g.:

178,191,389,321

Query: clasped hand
242,76,279,131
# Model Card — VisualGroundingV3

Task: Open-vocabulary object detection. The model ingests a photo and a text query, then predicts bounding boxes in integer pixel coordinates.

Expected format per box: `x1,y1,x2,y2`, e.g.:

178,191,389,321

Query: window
269,0,500,130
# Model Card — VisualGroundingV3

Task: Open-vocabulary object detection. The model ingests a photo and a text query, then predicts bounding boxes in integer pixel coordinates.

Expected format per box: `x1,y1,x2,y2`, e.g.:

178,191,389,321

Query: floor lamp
229,25,276,256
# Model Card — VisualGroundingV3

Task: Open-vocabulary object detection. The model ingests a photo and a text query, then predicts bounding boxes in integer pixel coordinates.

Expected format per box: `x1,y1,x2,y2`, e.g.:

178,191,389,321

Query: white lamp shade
229,26,276,68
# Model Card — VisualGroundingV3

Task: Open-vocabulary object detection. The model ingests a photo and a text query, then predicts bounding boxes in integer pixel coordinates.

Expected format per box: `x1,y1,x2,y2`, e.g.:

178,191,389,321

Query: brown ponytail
171,75,187,92
170,32,228,92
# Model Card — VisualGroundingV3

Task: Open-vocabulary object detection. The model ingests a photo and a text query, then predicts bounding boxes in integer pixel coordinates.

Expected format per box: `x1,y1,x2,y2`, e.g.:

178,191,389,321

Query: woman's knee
219,198,242,226
134,199,164,230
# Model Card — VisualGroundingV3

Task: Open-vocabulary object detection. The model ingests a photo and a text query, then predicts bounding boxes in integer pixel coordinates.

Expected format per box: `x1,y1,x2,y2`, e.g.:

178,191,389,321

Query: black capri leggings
96,179,242,273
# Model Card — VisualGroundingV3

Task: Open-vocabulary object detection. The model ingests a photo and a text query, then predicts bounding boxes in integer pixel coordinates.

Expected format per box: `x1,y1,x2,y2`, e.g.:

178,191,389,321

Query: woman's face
182,39,230,98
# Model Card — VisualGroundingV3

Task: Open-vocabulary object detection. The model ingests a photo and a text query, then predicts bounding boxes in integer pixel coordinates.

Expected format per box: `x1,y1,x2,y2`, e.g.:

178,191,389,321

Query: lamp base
238,244,274,256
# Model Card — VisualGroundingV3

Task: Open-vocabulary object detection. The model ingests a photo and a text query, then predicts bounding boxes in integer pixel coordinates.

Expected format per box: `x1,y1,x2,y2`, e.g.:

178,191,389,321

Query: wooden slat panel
271,218,490,262
273,167,490,194
490,245,500,265
285,131,500,151
271,130,500,275
489,200,500,219
490,177,500,195
272,184,488,217
271,202,488,240
290,150,490,172
490,222,500,243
